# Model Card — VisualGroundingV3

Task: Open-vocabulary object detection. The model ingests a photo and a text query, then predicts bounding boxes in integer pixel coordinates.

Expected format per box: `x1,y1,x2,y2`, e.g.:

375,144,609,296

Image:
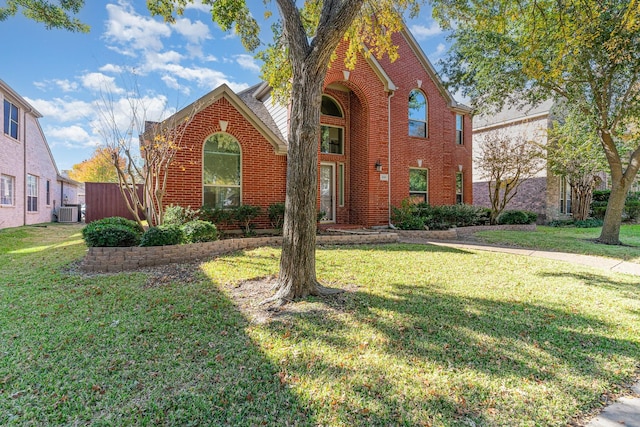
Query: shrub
182,220,218,243
83,224,141,247
139,225,183,247
574,218,604,228
198,206,233,227
497,210,534,225
392,200,492,230
591,190,610,203
547,219,575,227
268,202,285,229
82,217,143,247
233,205,261,235
624,200,640,222
164,204,198,226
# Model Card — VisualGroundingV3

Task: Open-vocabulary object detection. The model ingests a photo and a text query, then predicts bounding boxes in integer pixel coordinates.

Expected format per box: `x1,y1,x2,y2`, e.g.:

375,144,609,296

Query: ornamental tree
146,0,424,304
432,0,640,244
0,0,89,32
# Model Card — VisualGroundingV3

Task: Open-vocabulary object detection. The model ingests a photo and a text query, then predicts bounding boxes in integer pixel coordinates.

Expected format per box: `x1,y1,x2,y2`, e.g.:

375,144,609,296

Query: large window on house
27,174,38,212
321,125,343,155
1,174,15,206
408,90,427,138
456,172,464,204
203,133,241,209
321,95,343,117
456,114,464,144
4,100,19,139
409,168,428,203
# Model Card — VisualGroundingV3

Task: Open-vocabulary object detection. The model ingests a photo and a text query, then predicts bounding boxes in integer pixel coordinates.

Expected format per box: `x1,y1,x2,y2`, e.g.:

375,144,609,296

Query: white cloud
104,2,171,53
184,1,211,13
99,64,125,74
235,54,260,73
410,21,443,40
26,97,95,122
432,43,446,58
54,79,79,92
173,18,211,45
81,72,125,95
45,125,97,148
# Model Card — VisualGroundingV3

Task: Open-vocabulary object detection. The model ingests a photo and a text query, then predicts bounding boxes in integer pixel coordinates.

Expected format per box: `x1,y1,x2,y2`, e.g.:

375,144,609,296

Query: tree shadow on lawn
1,269,314,426
537,270,640,300
257,281,640,426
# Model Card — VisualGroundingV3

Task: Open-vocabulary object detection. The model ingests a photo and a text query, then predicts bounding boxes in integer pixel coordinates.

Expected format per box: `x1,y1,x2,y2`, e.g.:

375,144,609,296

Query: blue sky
1,0,449,171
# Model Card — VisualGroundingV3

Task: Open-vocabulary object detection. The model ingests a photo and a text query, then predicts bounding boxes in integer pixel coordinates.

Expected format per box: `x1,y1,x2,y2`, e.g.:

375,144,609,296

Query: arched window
321,95,343,117
203,133,241,208
408,90,428,138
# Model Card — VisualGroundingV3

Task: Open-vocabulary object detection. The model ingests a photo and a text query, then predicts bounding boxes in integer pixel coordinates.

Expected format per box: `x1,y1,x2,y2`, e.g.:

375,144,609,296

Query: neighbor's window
1,174,15,205
560,177,572,214
408,90,427,138
4,100,19,139
456,114,464,144
321,95,343,117
321,125,344,155
27,174,38,212
46,180,51,205
203,133,241,209
456,172,463,204
409,168,428,203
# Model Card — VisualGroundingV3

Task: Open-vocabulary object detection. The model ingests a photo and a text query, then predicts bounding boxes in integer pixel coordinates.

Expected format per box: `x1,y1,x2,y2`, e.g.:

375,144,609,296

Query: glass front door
320,163,335,222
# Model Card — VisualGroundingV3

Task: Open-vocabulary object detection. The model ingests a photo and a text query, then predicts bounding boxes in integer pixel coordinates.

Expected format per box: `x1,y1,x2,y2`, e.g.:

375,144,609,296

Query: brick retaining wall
81,233,399,273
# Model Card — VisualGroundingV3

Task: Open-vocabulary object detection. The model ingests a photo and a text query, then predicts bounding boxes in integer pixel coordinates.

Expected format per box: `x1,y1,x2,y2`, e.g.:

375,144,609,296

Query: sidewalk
400,237,640,426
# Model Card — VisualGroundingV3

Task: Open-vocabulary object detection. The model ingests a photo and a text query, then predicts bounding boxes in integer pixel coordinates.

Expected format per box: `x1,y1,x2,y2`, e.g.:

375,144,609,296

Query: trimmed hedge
497,210,537,225
140,225,184,247
182,220,218,243
82,217,143,247
391,200,492,230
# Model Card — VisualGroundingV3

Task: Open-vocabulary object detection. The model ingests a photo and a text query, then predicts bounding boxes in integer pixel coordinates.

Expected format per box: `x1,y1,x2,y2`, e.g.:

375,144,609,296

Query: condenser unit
58,206,78,223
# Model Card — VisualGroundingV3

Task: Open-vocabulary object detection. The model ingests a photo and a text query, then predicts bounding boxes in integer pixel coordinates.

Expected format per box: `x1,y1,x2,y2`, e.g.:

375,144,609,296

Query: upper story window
456,114,464,144
4,99,19,139
408,90,428,138
203,133,241,209
456,172,464,204
321,95,343,117
320,125,343,155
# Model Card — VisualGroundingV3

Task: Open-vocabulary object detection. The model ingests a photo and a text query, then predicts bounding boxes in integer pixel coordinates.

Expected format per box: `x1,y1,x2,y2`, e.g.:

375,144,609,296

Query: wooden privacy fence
85,182,144,223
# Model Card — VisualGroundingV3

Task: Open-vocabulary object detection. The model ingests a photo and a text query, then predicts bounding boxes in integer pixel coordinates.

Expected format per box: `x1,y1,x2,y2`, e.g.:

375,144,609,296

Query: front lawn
474,224,640,263
1,223,639,426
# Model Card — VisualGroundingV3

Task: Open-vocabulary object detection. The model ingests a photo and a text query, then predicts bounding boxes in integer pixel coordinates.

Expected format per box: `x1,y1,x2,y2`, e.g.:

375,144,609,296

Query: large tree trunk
597,131,640,244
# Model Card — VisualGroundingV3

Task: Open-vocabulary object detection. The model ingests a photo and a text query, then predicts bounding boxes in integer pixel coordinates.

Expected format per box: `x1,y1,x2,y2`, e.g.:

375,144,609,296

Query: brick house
0,79,82,229
158,27,472,228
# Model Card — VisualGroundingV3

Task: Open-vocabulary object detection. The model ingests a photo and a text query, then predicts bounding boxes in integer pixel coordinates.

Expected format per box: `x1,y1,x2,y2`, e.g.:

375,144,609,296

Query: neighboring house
472,100,576,223
0,79,81,229
156,26,473,228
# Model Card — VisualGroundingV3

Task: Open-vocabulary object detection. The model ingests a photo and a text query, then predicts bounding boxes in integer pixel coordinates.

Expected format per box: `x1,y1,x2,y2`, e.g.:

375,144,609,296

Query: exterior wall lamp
375,160,383,172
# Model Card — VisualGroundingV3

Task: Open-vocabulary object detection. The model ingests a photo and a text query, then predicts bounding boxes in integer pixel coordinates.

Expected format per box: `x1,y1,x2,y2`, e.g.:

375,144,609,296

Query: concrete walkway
400,237,640,426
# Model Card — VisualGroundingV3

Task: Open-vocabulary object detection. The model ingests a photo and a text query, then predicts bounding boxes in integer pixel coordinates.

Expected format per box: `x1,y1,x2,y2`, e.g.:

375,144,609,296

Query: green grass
474,224,640,263
1,224,639,426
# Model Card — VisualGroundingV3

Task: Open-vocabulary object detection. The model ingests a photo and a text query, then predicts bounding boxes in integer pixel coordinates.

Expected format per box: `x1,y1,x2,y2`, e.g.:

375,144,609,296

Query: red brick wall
164,97,287,228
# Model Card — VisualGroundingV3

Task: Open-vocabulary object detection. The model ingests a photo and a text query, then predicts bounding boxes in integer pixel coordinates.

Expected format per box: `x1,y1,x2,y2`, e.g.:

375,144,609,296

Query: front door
320,163,335,222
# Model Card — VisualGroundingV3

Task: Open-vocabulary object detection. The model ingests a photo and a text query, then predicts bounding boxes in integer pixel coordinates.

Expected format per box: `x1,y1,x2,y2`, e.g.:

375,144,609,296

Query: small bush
547,219,575,227
140,225,183,247
182,220,218,243
164,205,198,226
198,206,233,226
624,200,640,222
268,202,286,229
233,205,261,235
83,224,141,247
574,218,603,228
497,210,534,225
391,200,491,230
591,190,610,203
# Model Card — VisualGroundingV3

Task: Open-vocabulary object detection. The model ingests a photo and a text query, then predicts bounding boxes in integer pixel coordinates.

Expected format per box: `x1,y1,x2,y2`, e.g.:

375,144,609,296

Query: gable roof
473,99,555,131
162,84,288,155
400,26,472,114
0,79,43,118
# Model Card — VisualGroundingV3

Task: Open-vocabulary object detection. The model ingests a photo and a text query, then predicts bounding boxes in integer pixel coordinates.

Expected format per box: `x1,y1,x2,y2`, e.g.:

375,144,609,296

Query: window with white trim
408,90,428,138
456,172,464,204
203,133,241,209
1,174,14,206
409,168,428,203
456,114,464,145
320,125,343,155
4,100,19,139
560,177,572,214
27,174,38,212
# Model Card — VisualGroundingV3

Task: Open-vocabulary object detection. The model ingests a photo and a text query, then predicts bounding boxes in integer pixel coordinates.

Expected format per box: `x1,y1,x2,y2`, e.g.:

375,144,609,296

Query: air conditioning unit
58,206,78,223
